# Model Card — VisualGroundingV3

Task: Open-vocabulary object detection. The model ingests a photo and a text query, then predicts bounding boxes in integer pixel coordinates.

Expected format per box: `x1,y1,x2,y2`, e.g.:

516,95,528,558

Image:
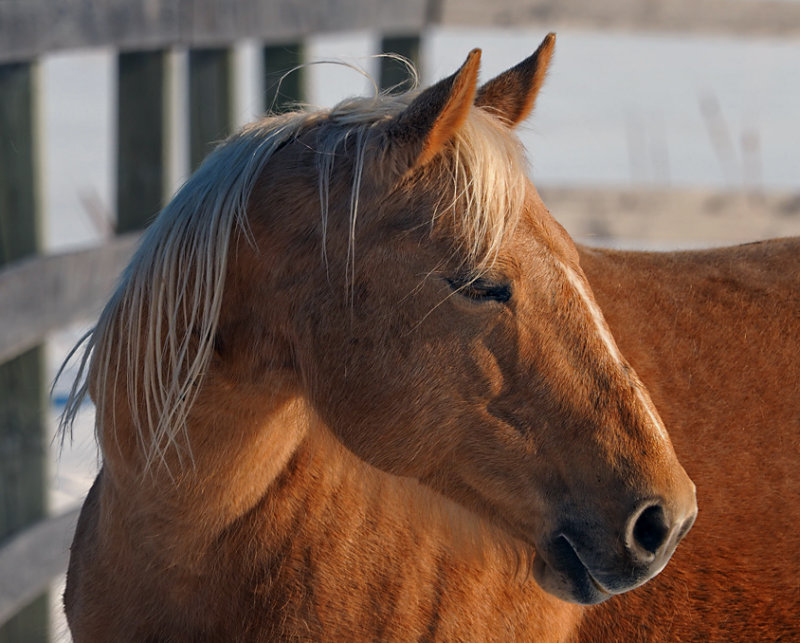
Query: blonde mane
59,89,529,471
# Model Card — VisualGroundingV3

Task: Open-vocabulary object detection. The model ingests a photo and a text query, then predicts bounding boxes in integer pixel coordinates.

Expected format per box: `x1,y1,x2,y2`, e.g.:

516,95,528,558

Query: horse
57,32,790,640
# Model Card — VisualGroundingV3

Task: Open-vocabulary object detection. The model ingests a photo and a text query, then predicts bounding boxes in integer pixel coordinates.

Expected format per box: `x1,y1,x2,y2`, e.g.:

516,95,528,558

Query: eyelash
446,276,512,303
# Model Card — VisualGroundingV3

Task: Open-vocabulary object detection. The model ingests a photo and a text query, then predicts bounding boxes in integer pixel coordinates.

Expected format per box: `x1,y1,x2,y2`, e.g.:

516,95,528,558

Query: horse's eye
447,276,512,303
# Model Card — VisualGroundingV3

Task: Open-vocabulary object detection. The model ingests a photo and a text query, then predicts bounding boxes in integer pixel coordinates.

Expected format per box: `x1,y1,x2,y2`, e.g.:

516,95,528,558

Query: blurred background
1,0,799,640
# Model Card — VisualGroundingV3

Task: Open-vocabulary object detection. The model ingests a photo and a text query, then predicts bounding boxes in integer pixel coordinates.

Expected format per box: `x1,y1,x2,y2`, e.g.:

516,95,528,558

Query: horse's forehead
516,187,580,266
251,110,546,271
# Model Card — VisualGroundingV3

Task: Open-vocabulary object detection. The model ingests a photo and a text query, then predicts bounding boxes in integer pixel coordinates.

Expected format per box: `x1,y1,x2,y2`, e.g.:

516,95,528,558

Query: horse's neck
99,388,310,561
99,388,581,639
100,386,447,563
204,419,582,640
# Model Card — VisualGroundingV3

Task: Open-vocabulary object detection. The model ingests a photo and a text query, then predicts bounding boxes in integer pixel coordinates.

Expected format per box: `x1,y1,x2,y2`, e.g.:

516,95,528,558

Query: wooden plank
436,0,800,38
0,1,41,65
0,0,429,64
184,0,256,46
189,48,233,171
0,235,139,365
253,0,428,42
4,0,800,65
264,43,305,113
116,50,167,233
3,0,800,64
0,508,80,626
379,35,421,93
105,0,182,52
0,60,48,642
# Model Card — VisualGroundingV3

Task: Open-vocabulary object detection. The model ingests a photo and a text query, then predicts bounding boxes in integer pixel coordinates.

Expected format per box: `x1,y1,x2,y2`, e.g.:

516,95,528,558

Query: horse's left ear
475,33,555,127
385,49,481,174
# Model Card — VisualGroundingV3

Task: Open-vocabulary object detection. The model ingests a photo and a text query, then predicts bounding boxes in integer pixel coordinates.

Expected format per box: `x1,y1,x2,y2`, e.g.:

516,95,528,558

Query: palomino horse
60,33,790,640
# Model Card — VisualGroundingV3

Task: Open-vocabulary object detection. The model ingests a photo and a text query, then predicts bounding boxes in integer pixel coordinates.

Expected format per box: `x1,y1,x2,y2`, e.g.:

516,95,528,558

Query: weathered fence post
0,62,49,642
379,35,422,92
189,48,233,171
117,51,168,233
263,43,305,113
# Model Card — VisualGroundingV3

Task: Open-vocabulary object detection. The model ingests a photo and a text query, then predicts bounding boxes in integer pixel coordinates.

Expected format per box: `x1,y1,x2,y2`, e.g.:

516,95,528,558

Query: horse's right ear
384,49,481,175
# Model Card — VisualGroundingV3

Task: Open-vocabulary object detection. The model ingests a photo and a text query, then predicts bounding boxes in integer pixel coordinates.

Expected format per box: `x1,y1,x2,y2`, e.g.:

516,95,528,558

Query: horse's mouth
532,535,613,605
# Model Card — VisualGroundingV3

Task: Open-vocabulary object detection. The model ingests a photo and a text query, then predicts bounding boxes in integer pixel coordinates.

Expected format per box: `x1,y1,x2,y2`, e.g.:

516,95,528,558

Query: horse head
223,34,697,604
73,34,696,606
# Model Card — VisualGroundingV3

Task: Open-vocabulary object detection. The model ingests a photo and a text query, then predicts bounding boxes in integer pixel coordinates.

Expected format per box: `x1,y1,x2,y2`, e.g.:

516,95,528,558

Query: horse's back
579,238,800,639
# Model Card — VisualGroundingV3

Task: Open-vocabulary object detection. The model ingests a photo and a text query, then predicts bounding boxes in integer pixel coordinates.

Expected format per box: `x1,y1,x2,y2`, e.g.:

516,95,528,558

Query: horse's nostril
629,504,670,557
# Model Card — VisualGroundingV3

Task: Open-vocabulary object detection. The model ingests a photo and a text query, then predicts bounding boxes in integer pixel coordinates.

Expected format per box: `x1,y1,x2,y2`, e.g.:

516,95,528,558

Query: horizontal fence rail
0,0,429,64
0,508,80,625
0,234,139,364
3,0,800,63
438,0,800,38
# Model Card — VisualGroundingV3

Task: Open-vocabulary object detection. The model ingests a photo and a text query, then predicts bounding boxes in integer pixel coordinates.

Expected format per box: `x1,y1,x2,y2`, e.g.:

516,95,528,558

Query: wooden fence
1,0,799,638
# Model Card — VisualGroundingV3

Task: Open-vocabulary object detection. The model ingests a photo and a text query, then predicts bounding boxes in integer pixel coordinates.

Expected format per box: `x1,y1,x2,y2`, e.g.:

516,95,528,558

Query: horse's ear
386,49,481,173
475,33,555,127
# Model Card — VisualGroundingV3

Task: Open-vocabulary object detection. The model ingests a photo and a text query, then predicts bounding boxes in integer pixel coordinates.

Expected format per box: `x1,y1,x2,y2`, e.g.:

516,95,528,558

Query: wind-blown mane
59,90,528,472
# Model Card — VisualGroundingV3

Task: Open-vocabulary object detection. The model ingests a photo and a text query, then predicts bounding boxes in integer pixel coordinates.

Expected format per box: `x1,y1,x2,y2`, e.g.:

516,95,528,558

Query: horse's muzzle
533,498,698,605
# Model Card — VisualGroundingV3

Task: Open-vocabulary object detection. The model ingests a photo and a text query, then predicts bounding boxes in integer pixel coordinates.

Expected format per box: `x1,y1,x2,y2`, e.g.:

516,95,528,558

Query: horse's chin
531,538,613,605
